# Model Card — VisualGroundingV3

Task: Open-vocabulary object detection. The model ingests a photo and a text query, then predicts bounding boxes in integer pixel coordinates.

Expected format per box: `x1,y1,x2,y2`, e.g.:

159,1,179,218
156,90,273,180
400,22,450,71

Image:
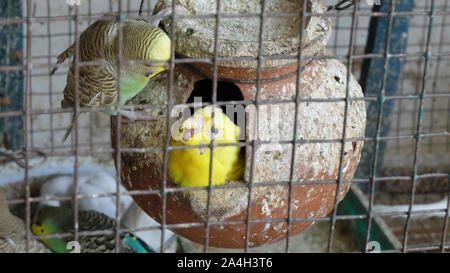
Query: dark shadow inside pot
186,78,246,141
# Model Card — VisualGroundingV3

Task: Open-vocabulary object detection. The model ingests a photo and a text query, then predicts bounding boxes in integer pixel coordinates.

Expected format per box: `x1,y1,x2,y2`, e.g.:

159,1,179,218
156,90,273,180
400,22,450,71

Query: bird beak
180,114,206,141
182,128,195,142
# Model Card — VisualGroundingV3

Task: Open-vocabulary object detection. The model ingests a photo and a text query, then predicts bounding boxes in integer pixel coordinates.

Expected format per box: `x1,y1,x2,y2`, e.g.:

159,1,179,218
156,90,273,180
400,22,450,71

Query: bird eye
179,127,183,133
41,228,44,233
211,127,219,134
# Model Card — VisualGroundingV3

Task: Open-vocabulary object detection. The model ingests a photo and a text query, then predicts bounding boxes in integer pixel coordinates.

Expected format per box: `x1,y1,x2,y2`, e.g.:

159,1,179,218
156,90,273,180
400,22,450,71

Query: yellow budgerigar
168,106,244,188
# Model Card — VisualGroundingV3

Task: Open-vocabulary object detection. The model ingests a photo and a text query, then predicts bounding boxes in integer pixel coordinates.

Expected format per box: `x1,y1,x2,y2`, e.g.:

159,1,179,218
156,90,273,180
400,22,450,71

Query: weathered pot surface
113,51,366,248
154,0,331,68
111,0,367,248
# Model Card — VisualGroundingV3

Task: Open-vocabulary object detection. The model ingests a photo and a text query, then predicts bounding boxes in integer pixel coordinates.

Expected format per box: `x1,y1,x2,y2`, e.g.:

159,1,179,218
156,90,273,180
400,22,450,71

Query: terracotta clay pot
111,0,366,248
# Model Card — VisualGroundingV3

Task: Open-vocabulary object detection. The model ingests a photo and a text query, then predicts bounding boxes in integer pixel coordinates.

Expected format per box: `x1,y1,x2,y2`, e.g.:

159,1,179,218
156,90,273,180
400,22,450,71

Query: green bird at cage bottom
53,12,172,143
31,206,154,253
0,188,50,253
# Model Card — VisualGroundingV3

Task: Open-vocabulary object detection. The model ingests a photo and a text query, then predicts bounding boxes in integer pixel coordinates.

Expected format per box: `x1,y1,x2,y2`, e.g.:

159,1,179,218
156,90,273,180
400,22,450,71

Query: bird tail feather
51,44,74,75
61,113,77,143
122,233,152,253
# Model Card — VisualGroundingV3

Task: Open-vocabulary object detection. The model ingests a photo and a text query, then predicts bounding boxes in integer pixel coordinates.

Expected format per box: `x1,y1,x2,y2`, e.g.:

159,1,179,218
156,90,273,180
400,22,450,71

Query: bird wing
77,210,115,231
226,148,245,181
60,14,120,109
61,61,118,109
76,210,152,253
60,63,118,143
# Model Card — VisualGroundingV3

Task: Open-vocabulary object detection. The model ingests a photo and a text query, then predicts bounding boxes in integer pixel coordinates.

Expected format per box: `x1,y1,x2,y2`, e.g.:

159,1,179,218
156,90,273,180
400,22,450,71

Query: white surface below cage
0,156,176,253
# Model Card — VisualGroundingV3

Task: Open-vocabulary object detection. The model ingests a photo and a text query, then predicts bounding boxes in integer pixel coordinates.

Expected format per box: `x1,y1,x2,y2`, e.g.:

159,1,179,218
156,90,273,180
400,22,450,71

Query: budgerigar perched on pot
0,188,50,253
32,206,153,253
168,106,244,188
54,10,179,143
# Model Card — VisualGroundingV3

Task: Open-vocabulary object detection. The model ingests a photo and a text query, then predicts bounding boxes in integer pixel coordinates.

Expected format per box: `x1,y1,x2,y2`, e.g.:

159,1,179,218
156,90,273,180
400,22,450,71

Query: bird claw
118,109,163,123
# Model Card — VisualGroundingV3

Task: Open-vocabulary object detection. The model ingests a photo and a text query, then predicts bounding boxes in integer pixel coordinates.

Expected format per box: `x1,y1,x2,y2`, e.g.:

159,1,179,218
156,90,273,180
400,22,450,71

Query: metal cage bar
402,0,436,252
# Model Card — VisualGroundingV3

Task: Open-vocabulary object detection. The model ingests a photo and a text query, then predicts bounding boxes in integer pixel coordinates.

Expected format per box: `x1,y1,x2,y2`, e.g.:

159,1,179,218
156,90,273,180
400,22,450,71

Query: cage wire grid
0,0,448,253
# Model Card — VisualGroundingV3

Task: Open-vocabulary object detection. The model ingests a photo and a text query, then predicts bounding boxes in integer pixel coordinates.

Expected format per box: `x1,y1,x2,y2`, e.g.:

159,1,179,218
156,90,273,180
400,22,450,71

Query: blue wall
0,0,24,150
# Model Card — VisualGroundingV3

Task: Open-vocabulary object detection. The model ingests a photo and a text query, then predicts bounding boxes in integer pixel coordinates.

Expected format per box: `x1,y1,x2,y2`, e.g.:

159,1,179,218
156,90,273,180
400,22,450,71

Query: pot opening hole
186,79,245,140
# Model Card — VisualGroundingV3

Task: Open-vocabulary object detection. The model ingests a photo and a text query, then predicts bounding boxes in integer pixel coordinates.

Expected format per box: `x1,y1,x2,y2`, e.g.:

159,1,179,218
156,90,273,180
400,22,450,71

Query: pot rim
154,0,331,68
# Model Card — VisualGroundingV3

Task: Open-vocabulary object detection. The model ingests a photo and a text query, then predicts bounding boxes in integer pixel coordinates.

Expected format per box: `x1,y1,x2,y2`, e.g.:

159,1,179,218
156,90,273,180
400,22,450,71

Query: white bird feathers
40,172,132,219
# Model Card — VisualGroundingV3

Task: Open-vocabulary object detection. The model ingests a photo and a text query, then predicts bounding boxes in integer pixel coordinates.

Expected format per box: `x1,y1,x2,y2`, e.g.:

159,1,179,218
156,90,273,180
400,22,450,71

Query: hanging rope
139,0,145,16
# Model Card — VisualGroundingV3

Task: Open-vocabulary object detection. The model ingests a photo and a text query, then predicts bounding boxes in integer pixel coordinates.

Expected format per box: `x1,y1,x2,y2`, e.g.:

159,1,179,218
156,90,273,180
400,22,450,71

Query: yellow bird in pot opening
168,106,244,188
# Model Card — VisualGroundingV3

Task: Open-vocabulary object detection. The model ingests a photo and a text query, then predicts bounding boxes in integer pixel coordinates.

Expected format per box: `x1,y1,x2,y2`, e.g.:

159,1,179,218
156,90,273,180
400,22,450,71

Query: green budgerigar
32,206,153,253
0,188,50,253
55,12,172,142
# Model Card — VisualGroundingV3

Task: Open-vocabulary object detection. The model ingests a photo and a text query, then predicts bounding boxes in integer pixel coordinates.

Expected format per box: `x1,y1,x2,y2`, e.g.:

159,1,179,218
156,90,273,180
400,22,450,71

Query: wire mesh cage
0,0,449,253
